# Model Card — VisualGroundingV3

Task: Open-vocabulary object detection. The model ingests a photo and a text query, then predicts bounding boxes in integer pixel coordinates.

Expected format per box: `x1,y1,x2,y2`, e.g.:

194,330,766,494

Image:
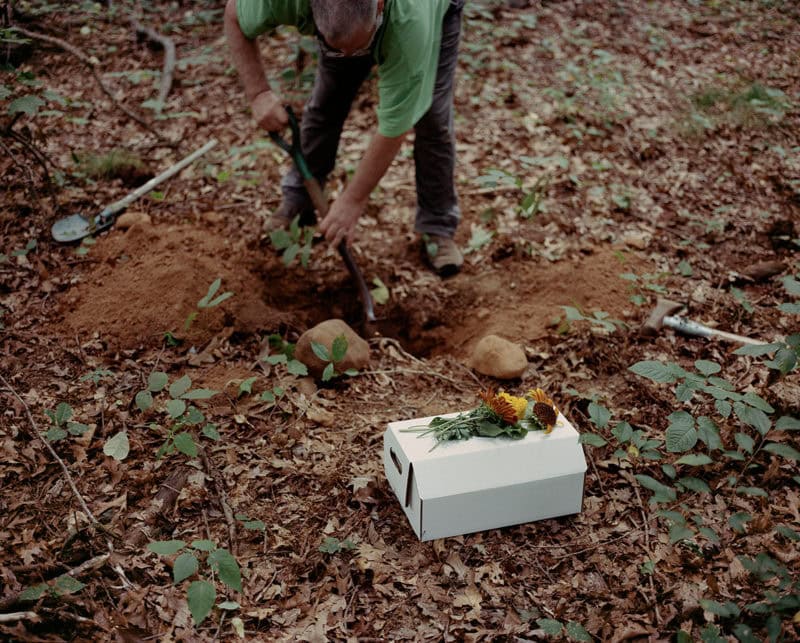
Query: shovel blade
51,212,115,242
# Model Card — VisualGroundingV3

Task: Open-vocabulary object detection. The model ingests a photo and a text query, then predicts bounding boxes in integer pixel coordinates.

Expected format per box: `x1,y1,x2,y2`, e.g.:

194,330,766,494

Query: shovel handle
663,315,767,345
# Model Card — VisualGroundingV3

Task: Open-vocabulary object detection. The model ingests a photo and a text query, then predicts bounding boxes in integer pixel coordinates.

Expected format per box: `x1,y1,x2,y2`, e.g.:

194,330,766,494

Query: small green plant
79,367,115,385
235,513,266,532
311,335,358,382
43,402,88,441
370,277,390,305
318,536,356,554
147,539,242,626
560,306,626,334
464,223,493,255
270,215,314,268
134,372,220,458
535,617,593,641
619,271,668,306
184,278,234,332
475,166,550,219
18,574,86,604
262,334,309,377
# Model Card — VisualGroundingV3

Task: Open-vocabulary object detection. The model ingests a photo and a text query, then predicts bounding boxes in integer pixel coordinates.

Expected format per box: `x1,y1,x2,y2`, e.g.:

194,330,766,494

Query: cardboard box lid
386,412,587,500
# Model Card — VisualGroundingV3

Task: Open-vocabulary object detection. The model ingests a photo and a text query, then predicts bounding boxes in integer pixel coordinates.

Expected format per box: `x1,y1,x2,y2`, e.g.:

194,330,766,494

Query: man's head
311,0,384,57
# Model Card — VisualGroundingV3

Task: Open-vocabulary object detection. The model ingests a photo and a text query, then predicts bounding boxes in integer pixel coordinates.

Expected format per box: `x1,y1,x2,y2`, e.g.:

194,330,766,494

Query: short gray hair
311,0,378,43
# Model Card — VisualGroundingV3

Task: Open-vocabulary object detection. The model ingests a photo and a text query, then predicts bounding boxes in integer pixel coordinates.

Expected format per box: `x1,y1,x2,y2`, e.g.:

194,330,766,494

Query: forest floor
1,1,799,641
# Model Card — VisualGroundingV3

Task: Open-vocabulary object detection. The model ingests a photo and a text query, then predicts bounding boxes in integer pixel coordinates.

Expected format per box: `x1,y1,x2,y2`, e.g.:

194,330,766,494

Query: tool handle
103,139,218,218
663,315,767,345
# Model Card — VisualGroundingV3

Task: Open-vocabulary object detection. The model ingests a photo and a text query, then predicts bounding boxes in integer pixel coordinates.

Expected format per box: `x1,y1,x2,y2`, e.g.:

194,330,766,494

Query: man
224,0,465,276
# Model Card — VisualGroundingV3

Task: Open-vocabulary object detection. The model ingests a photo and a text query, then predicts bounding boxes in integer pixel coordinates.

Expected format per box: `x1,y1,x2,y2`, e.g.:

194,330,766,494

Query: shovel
51,139,218,242
269,106,377,325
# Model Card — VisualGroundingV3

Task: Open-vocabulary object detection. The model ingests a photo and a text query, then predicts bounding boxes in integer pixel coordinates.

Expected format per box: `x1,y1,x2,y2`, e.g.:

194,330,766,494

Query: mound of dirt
59,222,288,349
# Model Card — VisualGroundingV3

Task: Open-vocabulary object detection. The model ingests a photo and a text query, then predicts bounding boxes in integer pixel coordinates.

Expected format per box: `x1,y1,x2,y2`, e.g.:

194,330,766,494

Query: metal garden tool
269,106,377,325
641,298,768,346
51,139,218,242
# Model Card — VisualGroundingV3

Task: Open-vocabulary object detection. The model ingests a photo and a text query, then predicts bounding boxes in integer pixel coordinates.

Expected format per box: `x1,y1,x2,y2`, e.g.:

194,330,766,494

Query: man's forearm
224,0,269,102
345,132,407,202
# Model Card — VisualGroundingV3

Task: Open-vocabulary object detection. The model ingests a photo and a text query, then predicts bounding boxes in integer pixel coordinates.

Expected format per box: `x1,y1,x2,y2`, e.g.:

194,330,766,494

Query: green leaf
698,526,720,543
735,403,770,436
67,421,89,436
265,354,287,365
715,399,732,418
734,432,754,453
669,524,695,544
321,362,335,382
270,229,291,250
187,580,216,625
202,423,220,441
53,575,85,595
103,431,130,461
781,275,800,296
733,342,781,356
565,621,592,642
134,390,153,412
169,375,192,399
587,402,611,429
700,599,740,618
45,427,68,441
737,486,768,498
765,347,797,374
536,618,564,636
148,371,169,392
238,377,257,397
242,519,265,531
148,540,186,555
732,623,759,643
19,583,48,601
763,442,800,461
173,432,198,457
371,277,390,305
775,525,800,541
661,464,677,479
697,416,722,450
776,416,800,431
331,335,348,363
611,421,633,443
287,360,308,376
197,278,221,307
311,341,330,362
675,453,713,466
779,302,800,314
182,388,218,400
344,368,359,376
190,539,216,551
634,474,677,504
218,601,240,610
185,406,204,425
206,291,234,308
579,433,607,447
54,402,73,425
677,476,711,494
173,552,199,584
629,360,676,383
677,259,693,277
8,94,45,115
666,411,697,452
742,392,774,413
694,360,721,376
208,548,242,592
260,390,276,404
166,399,187,419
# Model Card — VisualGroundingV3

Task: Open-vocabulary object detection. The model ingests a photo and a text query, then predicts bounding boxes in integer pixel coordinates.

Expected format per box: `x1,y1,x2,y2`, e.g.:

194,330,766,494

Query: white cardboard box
383,412,587,541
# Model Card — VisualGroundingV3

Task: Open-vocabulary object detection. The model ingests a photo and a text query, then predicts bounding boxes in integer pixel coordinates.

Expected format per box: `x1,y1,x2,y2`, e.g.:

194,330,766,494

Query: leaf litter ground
1,1,799,641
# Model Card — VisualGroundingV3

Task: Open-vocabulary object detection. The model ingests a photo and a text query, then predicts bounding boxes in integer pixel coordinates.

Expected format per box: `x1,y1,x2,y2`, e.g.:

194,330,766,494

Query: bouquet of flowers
405,388,560,448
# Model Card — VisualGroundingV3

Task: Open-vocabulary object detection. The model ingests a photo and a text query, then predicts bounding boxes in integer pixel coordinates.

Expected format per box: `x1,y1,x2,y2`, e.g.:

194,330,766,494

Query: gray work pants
281,0,464,238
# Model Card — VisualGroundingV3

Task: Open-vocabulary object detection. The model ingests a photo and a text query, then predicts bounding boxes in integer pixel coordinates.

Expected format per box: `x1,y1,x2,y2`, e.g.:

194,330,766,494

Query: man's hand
252,91,288,133
319,191,368,248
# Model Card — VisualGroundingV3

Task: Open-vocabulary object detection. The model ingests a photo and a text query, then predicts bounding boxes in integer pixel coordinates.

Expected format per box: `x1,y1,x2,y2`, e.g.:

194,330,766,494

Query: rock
621,231,651,250
117,211,152,229
306,405,335,427
295,319,370,379
469,334,528,379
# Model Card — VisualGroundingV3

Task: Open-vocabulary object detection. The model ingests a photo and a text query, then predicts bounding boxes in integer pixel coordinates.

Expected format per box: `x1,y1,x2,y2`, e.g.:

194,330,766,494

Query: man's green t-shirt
236,0,451,137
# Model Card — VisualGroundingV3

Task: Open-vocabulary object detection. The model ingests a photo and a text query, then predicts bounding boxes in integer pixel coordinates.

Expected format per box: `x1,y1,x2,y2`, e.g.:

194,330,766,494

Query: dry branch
199,448,237,555
0,612,40,624
130,18,176,112
11,25,168,142
124,465,192,548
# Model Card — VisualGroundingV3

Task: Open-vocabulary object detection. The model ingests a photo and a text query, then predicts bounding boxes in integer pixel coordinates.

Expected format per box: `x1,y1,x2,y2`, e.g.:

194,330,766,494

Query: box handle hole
390,448,403,475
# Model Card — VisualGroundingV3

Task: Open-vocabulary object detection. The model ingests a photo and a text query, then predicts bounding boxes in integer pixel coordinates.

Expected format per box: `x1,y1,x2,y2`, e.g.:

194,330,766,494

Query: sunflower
497,391,528,420
527,388,559,433
479,389,519,425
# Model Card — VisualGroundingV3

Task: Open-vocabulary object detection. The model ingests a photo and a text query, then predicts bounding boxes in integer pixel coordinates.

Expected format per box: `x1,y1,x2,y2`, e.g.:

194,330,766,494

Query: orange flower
479,389,519,425
528,388,559,433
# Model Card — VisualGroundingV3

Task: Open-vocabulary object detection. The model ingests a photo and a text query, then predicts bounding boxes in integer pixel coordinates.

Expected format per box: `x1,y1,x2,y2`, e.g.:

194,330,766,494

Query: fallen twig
123,465,192,548
0,611,40,624
130,18,176,112
199,448,237,556
12,26,168,143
